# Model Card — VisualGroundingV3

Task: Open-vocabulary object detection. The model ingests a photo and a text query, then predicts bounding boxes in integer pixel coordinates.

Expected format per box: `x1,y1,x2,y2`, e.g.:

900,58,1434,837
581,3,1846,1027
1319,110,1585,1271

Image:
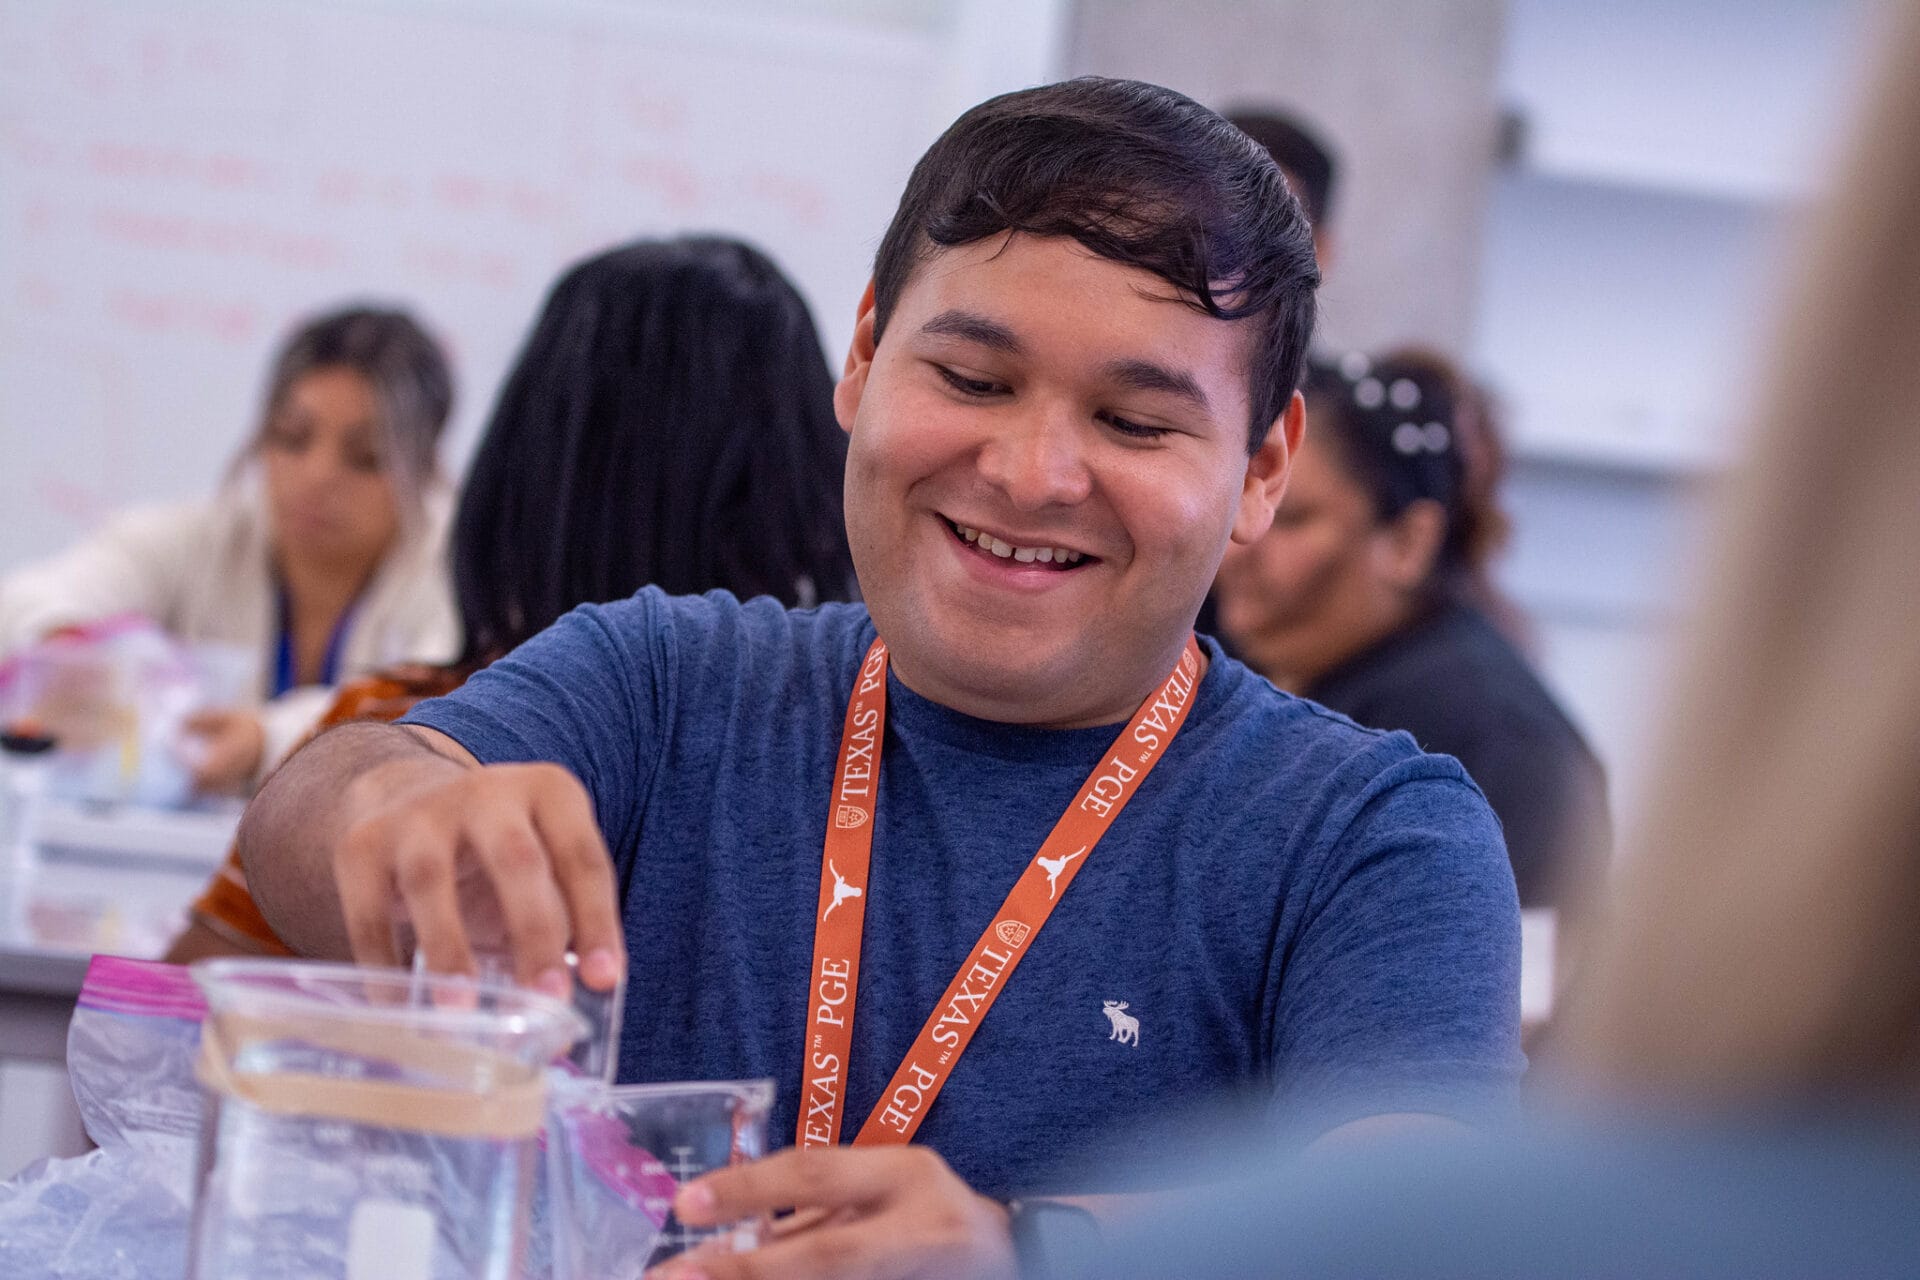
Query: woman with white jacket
0,306,460,792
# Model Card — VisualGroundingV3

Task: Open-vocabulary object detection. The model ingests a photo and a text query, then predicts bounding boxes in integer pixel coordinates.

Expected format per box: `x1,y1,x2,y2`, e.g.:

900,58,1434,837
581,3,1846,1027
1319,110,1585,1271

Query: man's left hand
645,1146,1019,1280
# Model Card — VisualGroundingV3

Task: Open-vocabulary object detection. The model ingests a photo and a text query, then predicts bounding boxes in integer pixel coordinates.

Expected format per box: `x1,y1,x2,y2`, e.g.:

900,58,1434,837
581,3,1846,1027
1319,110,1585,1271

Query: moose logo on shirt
1102,1000,1140,1047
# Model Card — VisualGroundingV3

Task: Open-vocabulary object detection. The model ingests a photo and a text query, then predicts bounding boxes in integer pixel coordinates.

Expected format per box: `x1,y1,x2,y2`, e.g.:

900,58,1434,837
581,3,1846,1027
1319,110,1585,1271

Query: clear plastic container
547,1078,775,1279
187,958,587,1280
9,628,203,805
405,946,626,1084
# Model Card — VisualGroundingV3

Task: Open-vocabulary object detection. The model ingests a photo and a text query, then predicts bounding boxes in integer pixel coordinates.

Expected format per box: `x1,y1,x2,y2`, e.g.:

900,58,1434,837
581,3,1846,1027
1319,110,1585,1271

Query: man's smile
939,515,1099,573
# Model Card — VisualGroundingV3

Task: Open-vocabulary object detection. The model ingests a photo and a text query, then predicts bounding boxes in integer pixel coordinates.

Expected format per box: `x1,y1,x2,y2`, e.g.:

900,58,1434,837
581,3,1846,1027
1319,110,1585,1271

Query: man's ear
1378,498,1449,590
1230,390,1306,545
833,279,880,437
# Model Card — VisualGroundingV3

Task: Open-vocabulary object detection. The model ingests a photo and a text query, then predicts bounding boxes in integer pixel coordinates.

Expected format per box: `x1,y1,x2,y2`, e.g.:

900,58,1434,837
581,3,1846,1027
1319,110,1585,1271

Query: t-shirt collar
868,623,1240,766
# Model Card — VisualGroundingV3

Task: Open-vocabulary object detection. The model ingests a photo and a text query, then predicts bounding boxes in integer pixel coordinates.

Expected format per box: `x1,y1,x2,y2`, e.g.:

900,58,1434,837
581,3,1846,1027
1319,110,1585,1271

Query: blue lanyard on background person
270,588,358,697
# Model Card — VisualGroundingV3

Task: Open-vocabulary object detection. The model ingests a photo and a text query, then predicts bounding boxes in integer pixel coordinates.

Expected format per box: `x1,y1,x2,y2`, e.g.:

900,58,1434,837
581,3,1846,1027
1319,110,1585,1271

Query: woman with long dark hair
168,235,854,960
452,236,854,662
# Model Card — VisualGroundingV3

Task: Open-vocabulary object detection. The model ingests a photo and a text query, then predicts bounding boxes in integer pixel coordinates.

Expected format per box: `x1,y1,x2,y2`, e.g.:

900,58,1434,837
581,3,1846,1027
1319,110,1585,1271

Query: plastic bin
187,958,586,1280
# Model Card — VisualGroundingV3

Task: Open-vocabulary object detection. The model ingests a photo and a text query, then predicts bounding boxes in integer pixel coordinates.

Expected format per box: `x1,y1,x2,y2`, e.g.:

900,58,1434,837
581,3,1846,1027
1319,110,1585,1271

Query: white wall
1474,0,1872,821
1064,0,1509,354
0,0,1065,572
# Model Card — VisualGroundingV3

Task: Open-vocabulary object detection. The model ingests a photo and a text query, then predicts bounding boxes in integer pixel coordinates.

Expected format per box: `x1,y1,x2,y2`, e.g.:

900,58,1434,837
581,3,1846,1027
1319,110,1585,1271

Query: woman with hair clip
1073,2,1920,1273
1212,350,1608,908
166,234,855,962
0,306,459,793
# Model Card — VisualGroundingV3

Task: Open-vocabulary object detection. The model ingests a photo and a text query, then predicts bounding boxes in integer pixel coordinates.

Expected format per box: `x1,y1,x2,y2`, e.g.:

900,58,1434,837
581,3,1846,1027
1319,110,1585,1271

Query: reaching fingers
530,767,626,989
676,1148,901,1226
464,802,573,993
336,818,407,970
332,762,619,994
389,821,478,977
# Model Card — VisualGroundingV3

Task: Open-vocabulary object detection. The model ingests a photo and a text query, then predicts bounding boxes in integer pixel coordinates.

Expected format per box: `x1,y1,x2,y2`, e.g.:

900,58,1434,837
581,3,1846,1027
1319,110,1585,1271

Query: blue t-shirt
403,589,1522,1197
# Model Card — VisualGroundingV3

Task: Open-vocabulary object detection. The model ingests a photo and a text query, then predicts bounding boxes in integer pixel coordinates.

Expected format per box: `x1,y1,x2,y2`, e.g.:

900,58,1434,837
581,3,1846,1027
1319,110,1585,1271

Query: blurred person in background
167,234,855,962
1071,2,1920,1272
0,306,458,793
1214,349,1607,908
1227,107,1339,270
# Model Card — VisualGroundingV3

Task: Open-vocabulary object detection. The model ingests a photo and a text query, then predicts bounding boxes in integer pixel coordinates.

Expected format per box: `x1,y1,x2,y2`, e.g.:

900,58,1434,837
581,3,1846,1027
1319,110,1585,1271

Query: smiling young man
240,78,1522,1279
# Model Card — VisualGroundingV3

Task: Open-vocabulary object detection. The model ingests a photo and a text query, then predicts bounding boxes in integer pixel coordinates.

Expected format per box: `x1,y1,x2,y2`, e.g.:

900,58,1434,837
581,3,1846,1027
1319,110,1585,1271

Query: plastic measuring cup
187,958,587,1280
547,1078,775,1279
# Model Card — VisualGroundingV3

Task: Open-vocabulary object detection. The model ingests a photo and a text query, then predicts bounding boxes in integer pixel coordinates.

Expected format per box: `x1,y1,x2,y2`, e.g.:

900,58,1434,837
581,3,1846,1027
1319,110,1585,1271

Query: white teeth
950,519,1086,566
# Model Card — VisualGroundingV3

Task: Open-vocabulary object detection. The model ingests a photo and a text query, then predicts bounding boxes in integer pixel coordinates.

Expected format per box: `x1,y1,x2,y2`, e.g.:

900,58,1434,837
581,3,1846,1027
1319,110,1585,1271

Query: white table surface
0,800,237,1178
1,799,237,1061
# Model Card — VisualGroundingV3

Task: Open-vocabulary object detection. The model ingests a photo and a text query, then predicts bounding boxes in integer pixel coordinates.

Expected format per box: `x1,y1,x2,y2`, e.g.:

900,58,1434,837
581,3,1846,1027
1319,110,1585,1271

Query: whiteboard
0,0,1064,570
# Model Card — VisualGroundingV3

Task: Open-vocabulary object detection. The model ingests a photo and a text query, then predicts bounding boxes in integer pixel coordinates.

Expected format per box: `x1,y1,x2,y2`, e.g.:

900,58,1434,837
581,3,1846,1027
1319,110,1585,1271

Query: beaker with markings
547,1078,775,1279
187,958,586,1280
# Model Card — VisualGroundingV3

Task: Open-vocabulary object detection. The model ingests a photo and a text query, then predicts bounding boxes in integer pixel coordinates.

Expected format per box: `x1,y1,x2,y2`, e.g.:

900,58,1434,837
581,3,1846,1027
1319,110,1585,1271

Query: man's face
835,233,1295,728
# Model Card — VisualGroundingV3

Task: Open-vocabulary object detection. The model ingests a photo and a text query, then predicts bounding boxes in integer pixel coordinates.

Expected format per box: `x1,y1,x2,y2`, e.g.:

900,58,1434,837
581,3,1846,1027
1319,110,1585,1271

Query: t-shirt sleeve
398,594,668,861
1269,752,1524,1135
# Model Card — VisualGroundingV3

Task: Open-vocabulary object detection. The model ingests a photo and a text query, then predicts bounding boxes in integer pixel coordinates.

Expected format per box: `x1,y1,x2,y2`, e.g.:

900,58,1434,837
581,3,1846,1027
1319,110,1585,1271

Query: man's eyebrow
1103,358,1211,412
918,309,1025,356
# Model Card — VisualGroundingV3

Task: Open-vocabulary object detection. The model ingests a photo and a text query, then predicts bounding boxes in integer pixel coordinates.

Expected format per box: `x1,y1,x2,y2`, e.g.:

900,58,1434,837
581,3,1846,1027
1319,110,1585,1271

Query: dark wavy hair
872,77,1320,454
453,236,855,663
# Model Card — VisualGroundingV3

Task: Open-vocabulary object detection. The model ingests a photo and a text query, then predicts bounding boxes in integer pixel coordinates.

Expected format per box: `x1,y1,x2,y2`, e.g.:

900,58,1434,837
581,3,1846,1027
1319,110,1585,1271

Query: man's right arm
239,722,468,962
238,720,627,993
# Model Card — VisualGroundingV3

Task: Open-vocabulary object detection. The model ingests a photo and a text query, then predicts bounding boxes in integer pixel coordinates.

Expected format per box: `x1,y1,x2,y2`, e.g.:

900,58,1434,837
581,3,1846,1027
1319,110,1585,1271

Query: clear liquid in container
187,959,585,1280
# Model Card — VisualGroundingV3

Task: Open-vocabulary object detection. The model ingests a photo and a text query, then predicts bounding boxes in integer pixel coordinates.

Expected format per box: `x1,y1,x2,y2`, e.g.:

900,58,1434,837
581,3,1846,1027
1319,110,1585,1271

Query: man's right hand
240,723,628,994
333,748,628,995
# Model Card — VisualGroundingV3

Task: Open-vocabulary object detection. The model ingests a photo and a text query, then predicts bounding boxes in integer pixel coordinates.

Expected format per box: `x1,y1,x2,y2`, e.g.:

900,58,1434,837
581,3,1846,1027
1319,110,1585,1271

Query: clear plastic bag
0,957,763,1279
0,957,205,1280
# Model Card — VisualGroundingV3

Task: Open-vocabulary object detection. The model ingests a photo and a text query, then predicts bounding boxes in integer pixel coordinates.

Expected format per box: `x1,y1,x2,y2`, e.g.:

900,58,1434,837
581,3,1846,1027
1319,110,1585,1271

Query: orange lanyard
797,634,1205,1149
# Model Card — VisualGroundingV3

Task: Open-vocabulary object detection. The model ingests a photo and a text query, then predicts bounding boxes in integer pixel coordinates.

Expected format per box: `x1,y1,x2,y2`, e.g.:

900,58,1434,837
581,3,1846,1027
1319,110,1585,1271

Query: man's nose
976,405,1093,510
